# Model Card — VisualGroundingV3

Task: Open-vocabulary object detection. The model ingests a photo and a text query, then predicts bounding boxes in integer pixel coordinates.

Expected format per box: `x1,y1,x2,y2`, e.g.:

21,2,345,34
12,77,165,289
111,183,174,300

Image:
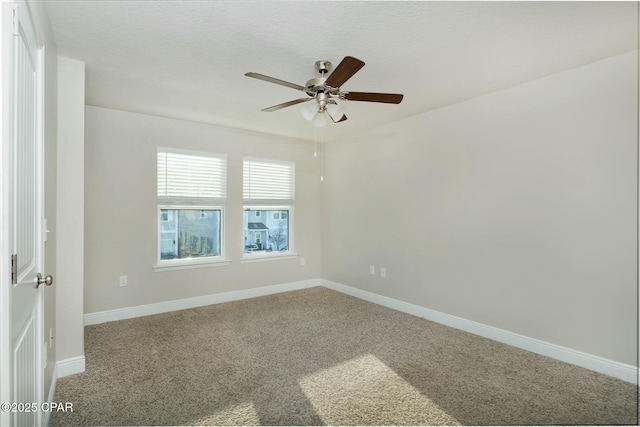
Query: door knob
36,273,53,288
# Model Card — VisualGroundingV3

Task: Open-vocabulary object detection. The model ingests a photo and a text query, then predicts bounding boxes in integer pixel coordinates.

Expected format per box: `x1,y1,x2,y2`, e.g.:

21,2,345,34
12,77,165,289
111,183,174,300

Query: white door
1,2,48,426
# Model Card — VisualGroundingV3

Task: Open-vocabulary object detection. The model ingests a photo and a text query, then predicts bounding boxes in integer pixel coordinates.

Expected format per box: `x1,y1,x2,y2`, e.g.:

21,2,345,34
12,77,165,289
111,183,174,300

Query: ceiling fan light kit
245,56,403,125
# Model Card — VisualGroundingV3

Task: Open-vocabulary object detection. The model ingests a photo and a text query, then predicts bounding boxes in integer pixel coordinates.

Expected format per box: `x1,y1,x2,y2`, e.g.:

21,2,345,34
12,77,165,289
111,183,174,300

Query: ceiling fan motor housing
305,60,339,98
315,60,332,75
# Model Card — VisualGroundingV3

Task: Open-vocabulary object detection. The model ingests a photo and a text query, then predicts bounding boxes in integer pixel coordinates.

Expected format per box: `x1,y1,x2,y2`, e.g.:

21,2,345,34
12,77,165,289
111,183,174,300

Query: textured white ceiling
44,1,638,142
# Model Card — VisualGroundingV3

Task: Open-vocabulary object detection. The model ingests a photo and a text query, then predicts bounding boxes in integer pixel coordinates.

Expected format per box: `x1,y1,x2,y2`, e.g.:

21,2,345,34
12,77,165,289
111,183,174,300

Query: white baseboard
84,279,321,326
322,279,639,384
56,355,86,378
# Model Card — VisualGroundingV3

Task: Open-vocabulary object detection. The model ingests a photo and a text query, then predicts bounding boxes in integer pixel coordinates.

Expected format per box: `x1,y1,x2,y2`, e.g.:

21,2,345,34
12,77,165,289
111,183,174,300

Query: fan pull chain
320,130,325,182
313,128,324,182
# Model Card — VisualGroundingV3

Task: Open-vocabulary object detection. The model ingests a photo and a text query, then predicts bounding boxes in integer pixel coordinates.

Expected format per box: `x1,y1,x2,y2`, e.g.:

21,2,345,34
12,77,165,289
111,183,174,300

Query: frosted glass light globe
326,103,345,122
312,111,328,127
300,102,318,121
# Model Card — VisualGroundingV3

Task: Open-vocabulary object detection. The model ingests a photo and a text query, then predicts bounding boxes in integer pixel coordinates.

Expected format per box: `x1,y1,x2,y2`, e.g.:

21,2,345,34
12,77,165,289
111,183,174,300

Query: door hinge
11,254,17,285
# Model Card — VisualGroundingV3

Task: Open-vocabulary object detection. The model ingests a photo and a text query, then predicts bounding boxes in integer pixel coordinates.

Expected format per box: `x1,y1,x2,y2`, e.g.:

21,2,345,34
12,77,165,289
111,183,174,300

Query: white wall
56,57,84,365
322,51,638,365
84,107,321,314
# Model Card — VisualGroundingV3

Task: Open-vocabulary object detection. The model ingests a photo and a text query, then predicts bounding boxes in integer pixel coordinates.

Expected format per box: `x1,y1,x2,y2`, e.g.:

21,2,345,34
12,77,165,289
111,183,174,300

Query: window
156,148,227,268
159,209,221,260
243,209,290,252
243,158,295,258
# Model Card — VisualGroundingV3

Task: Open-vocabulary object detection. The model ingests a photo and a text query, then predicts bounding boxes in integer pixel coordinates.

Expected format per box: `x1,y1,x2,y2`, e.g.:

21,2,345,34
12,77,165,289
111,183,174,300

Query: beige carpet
51,287,638,426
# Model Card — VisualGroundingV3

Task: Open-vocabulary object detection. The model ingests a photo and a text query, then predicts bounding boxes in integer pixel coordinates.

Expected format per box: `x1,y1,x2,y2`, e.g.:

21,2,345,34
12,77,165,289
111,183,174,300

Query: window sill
240,253,298,264
153,259,231,272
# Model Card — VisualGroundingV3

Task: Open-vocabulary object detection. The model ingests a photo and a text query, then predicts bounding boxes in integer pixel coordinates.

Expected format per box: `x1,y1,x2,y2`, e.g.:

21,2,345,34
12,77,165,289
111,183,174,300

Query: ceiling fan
245,56,403,126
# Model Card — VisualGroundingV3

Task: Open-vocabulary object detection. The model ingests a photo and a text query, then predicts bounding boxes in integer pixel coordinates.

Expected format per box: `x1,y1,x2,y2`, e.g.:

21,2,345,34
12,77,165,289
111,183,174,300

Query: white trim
35,38,46,427
43,363,58,427
56,355,85,378
84,279,320,326
157,146,228,160
321,279,639,384
153,258,231,272
240,254,298,264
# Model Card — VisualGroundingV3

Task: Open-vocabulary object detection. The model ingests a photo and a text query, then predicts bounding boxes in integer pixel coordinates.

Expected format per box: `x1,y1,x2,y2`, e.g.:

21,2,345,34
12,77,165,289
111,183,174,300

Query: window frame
155,205,228,270
241,206,296,263
242,156,296,263
154,148,229,272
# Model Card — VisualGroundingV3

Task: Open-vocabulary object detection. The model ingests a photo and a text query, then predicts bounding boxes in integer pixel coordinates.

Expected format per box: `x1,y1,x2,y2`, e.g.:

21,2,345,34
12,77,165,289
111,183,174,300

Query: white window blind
157,148,227,204
243,158,295,205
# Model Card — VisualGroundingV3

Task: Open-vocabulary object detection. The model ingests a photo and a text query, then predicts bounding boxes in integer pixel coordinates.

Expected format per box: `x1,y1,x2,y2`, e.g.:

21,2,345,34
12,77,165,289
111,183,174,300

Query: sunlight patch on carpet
189,401,260,426
298,353,460,426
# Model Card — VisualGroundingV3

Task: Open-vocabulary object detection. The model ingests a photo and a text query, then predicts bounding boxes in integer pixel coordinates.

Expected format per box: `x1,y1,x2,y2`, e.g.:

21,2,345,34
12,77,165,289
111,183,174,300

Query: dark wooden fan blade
261,98,310,112
343,92,404,104
325,56,365,88
245,72,305,91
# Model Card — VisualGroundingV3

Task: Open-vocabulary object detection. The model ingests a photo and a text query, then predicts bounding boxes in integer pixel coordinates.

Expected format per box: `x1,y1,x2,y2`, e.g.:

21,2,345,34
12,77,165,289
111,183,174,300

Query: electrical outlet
300,257,306,266
369,265,375,275
380,267,387,278
119,275,128,287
